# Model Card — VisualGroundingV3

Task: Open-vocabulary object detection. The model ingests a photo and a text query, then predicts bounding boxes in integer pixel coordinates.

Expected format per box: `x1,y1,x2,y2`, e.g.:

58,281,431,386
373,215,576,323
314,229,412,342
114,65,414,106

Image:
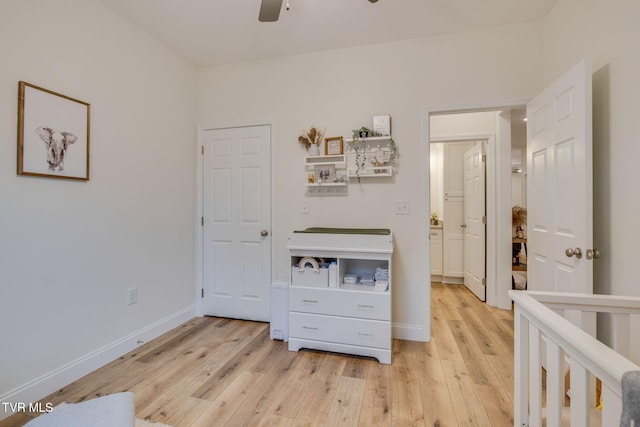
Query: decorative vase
308,144,320,156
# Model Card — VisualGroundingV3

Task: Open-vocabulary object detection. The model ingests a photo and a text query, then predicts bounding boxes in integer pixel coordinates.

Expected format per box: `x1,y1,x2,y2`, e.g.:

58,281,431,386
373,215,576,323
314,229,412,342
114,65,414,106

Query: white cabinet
287,229,393,364
430,227,443,278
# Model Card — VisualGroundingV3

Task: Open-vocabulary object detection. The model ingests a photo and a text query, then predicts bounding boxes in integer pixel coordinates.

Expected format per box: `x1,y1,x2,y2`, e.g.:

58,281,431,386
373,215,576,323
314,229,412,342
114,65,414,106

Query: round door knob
565,247,582,259
260,229,269,237
587,248,602,260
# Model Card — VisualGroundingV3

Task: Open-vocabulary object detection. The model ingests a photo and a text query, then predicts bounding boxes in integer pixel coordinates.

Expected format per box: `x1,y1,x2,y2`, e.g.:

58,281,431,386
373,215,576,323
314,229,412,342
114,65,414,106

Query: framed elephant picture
17,81,90,181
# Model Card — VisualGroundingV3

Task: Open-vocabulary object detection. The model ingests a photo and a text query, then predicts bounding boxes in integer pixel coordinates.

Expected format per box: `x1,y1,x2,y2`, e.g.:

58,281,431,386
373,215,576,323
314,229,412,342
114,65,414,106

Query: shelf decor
324,136,343,155
314,164,336,184
298,126,324,157
346,126,398,181
304,153,347,194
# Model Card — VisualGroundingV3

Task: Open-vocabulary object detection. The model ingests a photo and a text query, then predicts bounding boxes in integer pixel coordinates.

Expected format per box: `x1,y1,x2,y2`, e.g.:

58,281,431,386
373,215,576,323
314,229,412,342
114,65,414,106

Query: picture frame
17,81,90,181
324,136,344,156
314,164,336,184
373,114,391,136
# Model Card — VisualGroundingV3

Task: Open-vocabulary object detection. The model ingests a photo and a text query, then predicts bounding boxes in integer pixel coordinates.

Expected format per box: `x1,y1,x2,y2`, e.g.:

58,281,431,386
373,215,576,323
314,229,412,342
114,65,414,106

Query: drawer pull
357,304,374,308
302,326,318,330
302,299,319,303
358,332,374,337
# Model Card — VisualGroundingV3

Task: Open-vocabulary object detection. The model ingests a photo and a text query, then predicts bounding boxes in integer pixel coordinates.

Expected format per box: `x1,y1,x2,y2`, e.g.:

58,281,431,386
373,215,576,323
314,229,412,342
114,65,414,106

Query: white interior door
527,59,593,297
463,141,486,301
202,125,271,321
442,142,472,282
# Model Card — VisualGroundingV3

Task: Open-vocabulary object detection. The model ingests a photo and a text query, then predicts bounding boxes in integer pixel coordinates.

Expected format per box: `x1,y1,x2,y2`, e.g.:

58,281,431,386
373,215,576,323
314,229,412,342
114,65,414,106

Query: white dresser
287,228,393,364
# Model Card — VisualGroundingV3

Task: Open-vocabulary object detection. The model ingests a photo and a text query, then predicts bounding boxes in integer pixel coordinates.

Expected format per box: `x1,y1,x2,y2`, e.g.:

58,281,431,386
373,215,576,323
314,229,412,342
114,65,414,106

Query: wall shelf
305,154,345,166
344,136,396,179
347,166,392,178
305,182,348,195
304,154,348,195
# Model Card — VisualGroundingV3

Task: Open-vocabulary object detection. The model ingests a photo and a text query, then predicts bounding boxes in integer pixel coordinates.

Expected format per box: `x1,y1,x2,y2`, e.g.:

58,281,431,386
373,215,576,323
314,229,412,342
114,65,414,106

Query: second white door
463,141,486,301
202,125,271,322
527,59,593,297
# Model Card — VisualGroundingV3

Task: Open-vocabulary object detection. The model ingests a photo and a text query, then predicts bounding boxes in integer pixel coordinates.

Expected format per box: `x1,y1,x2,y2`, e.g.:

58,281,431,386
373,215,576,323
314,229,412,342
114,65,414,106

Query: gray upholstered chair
621,371,640,427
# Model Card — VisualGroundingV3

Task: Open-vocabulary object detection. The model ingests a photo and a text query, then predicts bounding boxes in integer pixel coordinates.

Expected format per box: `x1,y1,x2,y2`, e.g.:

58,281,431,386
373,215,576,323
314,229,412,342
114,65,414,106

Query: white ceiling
99,0,557,67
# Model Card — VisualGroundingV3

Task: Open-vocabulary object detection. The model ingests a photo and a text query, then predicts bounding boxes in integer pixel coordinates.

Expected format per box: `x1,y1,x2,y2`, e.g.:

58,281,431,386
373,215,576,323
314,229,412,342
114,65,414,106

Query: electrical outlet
301,200,310,214
128,287,137,305
394,200,410,215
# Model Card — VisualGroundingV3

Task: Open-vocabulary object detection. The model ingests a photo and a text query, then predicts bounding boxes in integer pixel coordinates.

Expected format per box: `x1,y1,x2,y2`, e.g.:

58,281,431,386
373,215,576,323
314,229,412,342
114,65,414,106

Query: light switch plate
394,200,410,215
128,287,137,305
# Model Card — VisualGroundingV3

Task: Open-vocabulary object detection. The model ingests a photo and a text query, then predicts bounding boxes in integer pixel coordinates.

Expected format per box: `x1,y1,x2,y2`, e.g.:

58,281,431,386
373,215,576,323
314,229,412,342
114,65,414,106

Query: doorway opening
427,107,527,309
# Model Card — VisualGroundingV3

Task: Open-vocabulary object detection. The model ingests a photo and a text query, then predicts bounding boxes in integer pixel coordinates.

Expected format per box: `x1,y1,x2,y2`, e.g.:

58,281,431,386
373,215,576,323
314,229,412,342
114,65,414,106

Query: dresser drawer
289,312,390,349
289,287,390,321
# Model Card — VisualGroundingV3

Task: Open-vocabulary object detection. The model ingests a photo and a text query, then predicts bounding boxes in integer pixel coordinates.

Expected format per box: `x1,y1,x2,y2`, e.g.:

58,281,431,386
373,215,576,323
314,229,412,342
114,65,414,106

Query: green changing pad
293,227,390,235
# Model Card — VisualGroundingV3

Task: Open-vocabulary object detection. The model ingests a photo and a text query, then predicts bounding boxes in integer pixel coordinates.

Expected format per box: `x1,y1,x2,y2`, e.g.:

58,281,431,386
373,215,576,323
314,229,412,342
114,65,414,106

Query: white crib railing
509,290,640,427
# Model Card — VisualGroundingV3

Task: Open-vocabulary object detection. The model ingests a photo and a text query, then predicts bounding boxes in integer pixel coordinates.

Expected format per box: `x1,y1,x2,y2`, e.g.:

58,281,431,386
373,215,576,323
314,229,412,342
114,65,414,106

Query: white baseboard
0,305,195,421
393,322,430,342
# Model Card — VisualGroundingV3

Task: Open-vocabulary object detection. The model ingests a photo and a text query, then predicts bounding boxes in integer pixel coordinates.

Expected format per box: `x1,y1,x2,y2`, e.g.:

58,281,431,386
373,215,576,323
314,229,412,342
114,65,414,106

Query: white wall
196,23,543,339
543,0,640,362
0,0,196,409
430,111,500,138
511,171,525,208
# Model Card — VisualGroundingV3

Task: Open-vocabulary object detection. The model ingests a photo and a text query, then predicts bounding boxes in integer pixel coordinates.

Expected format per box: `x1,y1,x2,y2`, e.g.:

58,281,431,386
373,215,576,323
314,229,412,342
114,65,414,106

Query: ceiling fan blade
259,0,283,22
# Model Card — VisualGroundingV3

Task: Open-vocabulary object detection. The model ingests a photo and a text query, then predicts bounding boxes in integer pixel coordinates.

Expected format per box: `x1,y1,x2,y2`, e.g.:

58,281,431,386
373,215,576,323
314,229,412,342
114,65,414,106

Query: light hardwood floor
1,283,514,427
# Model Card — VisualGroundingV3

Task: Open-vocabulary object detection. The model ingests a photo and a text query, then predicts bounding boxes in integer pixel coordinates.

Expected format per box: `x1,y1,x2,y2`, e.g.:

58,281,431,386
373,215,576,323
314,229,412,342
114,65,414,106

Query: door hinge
482,278,487,286
201,145,204,155
201,216,204,226
482,216,487,224
482,154,487,163
201,288,204,298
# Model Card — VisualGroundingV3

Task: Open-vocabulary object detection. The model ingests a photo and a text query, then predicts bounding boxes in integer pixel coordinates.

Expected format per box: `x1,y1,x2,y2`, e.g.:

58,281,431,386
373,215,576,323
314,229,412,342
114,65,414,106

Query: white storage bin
343,273,358,284
291,266,328,287
328,262,338,288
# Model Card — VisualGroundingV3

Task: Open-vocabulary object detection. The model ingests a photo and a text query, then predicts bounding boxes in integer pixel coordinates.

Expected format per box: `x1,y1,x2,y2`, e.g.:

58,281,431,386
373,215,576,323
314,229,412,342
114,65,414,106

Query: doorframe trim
195,118,277,317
